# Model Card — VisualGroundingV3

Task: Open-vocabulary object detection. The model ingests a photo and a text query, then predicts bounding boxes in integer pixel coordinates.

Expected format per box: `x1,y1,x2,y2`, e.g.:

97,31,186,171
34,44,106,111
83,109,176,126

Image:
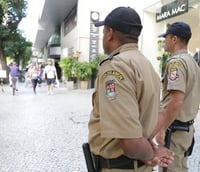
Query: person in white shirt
43,59,58,95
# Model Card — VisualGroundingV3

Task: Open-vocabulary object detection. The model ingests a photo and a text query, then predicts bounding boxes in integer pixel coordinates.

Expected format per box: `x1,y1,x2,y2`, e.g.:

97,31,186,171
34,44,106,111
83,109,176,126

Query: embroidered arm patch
167,61,183,81
102,70,124,100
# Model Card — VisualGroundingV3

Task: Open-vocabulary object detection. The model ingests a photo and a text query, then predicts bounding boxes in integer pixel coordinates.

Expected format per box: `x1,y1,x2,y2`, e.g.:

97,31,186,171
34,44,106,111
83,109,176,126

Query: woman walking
30,65,38,94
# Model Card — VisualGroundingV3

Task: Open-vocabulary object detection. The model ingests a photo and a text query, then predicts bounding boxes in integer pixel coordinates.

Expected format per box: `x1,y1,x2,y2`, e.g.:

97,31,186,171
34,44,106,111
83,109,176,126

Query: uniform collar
100,43,138,65
115,43,138,54
172,49,188,56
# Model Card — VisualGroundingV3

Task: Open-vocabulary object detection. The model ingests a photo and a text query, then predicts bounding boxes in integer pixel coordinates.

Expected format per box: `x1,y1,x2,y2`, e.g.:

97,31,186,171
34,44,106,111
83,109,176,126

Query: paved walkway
0,83,199,171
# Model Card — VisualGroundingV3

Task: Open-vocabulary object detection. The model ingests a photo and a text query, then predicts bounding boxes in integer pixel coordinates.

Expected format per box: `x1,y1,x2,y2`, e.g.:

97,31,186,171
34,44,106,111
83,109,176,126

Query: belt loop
106,159,110,168
188,119,194,125
95,155,100,170
134,160,138,172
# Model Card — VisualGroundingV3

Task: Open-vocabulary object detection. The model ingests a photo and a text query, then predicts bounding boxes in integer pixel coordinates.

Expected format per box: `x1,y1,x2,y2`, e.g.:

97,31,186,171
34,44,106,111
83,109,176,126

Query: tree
4,30,32,67
0,0,28,78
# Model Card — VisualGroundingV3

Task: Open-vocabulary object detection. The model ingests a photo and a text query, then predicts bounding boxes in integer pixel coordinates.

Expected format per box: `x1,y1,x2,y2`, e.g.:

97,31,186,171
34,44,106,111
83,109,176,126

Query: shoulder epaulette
99,52,120,66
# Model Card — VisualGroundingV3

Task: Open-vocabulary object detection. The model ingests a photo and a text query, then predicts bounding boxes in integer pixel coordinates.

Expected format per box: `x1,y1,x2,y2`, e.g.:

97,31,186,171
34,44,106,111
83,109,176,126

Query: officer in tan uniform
156,22,200,172
88,7,174,172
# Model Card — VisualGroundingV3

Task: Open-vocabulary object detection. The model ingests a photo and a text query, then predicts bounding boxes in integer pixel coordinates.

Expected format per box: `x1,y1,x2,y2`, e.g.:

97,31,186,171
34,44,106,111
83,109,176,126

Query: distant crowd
8,59,58,96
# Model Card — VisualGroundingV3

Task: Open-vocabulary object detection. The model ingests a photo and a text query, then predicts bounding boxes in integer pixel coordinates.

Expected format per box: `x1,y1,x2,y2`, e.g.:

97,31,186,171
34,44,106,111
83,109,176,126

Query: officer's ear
171,35,179,43
104,26,114,41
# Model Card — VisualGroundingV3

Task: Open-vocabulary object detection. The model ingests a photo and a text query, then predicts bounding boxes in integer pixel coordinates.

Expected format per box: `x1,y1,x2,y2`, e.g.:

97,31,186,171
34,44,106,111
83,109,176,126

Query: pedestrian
9,61,19,95
155,22,200,172
43,59,58,95
37,64,43,87
88,7,174,172
30,64,38,94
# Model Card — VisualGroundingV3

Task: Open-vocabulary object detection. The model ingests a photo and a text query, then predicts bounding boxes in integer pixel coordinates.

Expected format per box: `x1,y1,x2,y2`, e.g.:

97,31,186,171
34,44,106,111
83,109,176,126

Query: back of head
95,7,143,40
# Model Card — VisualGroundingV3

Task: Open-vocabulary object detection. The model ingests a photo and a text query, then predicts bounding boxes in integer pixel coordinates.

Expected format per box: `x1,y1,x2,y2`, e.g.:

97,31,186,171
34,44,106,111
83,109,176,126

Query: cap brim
94,21,105,27
158,33,167,38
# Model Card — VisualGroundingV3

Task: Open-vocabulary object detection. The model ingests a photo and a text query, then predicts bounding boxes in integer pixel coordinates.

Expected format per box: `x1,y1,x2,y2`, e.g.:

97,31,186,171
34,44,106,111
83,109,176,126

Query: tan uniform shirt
161,49,200,122
88,43,160,159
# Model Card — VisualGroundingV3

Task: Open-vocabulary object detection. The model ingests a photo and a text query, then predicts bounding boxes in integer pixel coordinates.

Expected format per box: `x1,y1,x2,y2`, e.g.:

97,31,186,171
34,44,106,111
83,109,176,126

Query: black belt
173,119,194,126
169,119,194,132
92,154,144,170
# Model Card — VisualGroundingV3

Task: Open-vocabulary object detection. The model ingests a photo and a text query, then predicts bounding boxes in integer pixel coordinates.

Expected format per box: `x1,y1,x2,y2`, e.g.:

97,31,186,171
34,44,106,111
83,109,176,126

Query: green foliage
59,54,106,81
75,61,92,81
157,39,170,76
4,30,32,67
0,0,28,37
5,0,27,30
159,52,170,77
59,56,76,81
90,54,106,78
21,46,32,67
157,39,164,52
0,0,28,72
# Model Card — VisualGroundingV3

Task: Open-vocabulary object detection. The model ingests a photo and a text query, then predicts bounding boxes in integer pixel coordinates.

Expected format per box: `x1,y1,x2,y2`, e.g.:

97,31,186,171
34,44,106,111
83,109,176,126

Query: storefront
33,0,199,76
141,0,200,74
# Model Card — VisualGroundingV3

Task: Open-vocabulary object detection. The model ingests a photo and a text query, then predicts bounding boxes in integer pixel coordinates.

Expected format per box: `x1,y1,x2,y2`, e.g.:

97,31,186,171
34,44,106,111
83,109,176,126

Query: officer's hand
144,156,160,166
156,131,166,145
154,145,174,167
144,145,174,167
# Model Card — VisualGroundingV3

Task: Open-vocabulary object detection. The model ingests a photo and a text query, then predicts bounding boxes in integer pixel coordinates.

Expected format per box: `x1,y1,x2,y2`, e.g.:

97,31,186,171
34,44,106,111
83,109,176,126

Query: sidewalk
0,83,199,171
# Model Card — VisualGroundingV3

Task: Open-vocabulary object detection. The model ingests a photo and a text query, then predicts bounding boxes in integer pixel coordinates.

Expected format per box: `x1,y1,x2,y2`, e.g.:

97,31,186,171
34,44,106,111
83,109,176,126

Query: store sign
156,0,188,22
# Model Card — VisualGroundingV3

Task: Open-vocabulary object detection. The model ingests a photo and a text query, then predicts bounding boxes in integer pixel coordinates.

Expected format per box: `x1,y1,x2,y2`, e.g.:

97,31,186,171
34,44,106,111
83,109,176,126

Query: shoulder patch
102,70,124,100
105,80,117,100
169,67,179,81
102,70,124,81
167,61,183,68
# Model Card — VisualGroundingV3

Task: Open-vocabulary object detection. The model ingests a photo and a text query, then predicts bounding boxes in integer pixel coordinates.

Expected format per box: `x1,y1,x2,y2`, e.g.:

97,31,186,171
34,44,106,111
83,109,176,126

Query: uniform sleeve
167,60,187,93
98,61,143,139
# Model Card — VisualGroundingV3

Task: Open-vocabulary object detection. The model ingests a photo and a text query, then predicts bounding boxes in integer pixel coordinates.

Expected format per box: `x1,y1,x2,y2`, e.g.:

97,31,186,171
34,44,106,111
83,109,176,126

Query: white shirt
44,65,56,79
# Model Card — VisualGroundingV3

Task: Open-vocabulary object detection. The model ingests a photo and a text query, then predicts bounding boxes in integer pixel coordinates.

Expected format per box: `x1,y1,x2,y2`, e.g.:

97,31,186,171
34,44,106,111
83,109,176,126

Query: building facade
34,0,200,75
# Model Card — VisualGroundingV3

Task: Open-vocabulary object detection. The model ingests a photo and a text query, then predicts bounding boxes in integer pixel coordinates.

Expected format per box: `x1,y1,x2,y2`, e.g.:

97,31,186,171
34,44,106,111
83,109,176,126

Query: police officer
156,22,200,172
88,7,174,172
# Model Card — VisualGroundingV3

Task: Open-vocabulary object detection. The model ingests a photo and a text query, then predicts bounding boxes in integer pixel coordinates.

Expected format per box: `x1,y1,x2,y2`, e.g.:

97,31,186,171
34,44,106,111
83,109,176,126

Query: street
0,83,91,172
0,83,200,172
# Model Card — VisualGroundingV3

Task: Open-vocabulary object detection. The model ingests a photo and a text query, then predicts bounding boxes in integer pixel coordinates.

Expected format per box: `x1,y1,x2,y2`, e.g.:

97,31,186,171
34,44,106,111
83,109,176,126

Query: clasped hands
144,131,174,167
145,144,174,167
